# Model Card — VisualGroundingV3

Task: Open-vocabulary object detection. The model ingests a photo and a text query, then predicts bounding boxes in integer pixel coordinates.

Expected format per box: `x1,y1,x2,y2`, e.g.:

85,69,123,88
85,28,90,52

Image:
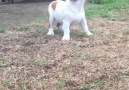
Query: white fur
47,0,93,40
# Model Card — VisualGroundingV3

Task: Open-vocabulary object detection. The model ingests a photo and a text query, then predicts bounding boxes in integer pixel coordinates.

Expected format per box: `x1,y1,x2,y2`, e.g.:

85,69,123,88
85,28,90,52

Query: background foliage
88,0,118,4
86,0,129,18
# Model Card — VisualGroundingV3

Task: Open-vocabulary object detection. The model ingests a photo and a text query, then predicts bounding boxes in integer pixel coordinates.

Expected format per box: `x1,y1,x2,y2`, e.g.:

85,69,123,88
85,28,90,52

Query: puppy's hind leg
47,13,55,35
81,17,93,36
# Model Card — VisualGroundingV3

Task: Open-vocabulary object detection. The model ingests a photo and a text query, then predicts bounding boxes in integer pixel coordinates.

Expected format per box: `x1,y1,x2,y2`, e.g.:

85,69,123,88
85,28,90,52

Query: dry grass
0,18,129,90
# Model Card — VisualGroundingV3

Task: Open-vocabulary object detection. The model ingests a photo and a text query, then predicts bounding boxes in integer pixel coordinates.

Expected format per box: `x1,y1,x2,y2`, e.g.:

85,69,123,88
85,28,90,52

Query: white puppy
47,0,93,40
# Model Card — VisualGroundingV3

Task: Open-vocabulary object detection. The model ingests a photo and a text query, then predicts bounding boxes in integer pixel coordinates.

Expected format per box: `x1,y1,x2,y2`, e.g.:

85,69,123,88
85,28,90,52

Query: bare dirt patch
0,17,129,90
0,1,49,28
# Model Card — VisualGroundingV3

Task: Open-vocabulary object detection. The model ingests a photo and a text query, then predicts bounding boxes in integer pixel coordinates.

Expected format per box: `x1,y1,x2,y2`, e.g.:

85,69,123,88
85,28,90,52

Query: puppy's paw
47,31,54,35
62,36,70,41
87,32,93,36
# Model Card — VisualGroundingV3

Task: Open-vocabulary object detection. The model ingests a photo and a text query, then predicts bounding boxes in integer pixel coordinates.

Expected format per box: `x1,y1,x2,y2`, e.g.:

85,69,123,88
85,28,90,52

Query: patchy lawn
0,0,129,90
0,17,129,90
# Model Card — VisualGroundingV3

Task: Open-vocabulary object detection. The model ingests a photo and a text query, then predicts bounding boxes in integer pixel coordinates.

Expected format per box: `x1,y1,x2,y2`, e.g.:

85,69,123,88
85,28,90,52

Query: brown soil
0,1,49,28
0,17,129,90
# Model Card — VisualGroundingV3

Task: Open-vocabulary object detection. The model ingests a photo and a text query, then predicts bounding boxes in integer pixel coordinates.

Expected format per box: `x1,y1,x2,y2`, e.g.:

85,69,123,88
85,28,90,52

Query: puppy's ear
51,1,57,11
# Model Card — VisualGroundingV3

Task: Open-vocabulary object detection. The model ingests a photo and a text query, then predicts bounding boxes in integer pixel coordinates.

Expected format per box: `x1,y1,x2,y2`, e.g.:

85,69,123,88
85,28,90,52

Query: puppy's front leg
81,17,93,36
62,20,70,41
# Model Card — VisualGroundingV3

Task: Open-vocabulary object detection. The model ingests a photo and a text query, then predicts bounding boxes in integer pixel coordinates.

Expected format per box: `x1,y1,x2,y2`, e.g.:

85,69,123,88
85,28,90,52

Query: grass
91,29,100,35
34,56,49,66
99,22,105,27
57,79,65,89
88,0,118,4
37,79,46,90
0,27,5,33
29,17,48,26
3,79,11,86
0,57,8,68
103,34,115,44
36,27,48,36
86,0,129,19
19,84,29,90
79,81,101,90
123,29,129,35
75,52,85,60
120,74,129,80
92,53,100,61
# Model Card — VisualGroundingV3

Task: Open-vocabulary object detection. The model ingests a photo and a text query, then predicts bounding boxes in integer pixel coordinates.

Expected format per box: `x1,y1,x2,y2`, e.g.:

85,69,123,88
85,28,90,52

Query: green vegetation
0,27,5,33
92,53,100,61
29,17,47,25
123,29,129,35
0,57,8,67
88,0,117,4
86,0,129,19
36,27,47,35
75,52,85,60
19,84,29,90
79,81,101,90
91,29,100,35
57,79,65,89
34,56,49,66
